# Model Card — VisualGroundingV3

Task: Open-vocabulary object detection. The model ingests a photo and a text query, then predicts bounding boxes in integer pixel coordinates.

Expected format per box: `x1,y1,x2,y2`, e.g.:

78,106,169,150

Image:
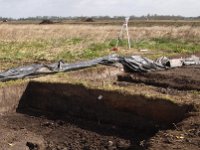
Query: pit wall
0,83,28,113
17,81,192,127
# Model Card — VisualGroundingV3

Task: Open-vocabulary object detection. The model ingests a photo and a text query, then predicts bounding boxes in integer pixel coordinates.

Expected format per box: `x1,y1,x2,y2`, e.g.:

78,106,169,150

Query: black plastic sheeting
0,54,199,82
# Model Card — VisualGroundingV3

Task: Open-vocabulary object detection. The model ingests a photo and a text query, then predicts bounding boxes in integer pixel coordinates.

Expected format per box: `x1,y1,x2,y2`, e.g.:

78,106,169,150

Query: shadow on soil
15,81,193,149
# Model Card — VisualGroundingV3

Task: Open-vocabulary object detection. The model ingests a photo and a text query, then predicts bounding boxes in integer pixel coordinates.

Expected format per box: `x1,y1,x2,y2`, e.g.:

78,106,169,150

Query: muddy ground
0,65,199,150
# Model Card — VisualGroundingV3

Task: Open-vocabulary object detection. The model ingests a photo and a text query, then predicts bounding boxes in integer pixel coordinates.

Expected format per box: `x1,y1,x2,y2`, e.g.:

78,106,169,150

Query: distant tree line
0,15,200,21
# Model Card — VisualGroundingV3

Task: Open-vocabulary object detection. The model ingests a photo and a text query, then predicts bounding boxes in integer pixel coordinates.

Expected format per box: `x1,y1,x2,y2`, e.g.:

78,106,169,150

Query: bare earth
0,65,199,150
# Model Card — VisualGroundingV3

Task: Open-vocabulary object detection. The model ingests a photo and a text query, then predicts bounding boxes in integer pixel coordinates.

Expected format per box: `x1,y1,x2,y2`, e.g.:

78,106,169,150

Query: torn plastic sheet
0,54,199,82
0,55,119,81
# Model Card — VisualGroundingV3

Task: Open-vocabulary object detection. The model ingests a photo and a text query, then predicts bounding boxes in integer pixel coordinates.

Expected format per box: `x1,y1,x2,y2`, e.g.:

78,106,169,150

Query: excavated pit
0,66,196,149
17,82,191,126
118,65,200,91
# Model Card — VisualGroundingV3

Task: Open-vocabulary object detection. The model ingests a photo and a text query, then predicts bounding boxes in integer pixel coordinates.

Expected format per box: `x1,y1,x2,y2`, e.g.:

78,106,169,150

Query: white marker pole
116,17,131,49
125,17,131,49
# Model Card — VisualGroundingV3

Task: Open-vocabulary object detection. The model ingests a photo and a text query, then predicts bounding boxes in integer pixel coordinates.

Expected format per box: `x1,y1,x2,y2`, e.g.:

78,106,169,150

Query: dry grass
0,24,200,42
0,24,199,70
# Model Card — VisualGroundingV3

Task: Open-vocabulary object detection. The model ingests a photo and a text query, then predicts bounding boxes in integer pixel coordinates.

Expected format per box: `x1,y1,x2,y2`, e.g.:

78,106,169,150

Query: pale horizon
0,0,199,19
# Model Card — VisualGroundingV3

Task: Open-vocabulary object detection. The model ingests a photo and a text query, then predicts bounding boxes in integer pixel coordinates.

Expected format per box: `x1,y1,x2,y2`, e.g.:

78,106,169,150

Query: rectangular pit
0,80,192,127
0,66,196,149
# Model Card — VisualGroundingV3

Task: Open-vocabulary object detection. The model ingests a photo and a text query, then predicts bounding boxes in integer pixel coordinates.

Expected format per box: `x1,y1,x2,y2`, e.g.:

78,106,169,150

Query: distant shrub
84,18,94,22
39,19,54,24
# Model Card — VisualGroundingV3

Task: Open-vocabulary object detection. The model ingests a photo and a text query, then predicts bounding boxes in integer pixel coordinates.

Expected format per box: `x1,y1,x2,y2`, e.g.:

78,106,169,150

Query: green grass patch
109,39,129,47
132,38,200,53
56,42,111,61
56,50,77,62
0,37,84,63
81,43,110,59
0,37,199,70
108,38,200,54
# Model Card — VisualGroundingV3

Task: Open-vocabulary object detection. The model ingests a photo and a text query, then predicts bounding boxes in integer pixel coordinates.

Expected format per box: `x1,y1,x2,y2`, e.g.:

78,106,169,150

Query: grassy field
0,24,200,70
4,20,200,27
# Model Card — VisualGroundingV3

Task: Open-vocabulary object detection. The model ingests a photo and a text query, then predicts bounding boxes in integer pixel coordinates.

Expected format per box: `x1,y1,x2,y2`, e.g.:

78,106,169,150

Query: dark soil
118,65,200,91
0,111,200,150
0,112,151,150
0,65,199,150
147,112,200,150
116,65,200,149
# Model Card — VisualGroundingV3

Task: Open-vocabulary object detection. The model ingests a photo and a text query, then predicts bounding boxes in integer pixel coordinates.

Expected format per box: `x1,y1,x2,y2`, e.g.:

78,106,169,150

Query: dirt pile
118,65,200,91
39,19,54,24
83,18,95,22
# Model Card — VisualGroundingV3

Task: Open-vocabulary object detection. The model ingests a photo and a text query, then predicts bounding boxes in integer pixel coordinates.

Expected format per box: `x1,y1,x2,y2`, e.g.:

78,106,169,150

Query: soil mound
39,19,54,24
83,18,95,22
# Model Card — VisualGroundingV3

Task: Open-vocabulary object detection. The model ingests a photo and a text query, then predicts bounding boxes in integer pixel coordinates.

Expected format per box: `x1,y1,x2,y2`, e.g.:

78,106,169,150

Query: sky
0,0,199,18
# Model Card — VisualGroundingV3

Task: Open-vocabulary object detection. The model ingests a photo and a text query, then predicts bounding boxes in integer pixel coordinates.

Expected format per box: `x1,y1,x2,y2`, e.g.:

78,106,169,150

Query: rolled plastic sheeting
0,54,199,82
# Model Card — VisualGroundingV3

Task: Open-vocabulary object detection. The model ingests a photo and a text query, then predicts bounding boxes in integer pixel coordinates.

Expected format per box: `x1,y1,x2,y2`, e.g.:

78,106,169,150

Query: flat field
0,23,200,70
0,22,200,150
